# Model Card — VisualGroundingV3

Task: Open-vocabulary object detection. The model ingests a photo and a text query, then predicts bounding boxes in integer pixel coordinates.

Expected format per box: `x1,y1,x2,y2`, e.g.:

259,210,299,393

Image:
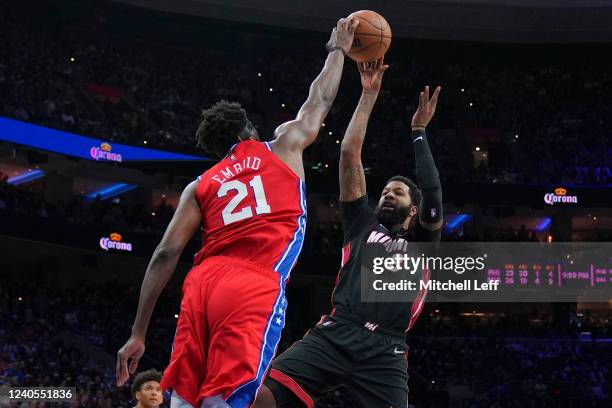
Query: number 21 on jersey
217,175,271,225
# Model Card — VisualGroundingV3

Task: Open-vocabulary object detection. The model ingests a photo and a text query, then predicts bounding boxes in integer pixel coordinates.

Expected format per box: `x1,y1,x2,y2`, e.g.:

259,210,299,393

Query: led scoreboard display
487,263,612,288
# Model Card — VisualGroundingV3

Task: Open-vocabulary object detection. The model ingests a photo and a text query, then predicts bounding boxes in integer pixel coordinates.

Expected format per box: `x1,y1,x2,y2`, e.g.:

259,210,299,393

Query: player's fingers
431,86,442,103
115,354,122,385
337,18,344,31
419,91,425,109
116,352,127,386
424,86,430,103
430,86,441,109
129,357,140,374
349,17,360,33
382,64,390,71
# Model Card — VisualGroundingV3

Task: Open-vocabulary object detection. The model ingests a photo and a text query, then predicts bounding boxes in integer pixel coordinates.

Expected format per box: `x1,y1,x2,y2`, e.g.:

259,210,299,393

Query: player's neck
401,215,414,231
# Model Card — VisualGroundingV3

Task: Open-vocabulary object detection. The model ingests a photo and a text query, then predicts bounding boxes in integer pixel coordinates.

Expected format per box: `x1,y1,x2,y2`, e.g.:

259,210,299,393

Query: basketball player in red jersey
115,17,358,408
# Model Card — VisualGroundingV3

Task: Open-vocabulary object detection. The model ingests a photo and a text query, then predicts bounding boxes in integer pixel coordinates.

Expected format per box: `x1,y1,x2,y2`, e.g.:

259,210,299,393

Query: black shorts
264,315,409,408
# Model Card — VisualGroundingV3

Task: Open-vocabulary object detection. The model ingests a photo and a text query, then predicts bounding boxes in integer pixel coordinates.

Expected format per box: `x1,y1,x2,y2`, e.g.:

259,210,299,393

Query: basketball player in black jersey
253,59,443,408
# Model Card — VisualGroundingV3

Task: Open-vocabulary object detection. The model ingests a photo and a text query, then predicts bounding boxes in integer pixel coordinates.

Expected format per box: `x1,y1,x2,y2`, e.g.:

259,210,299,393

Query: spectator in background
131,369,164,408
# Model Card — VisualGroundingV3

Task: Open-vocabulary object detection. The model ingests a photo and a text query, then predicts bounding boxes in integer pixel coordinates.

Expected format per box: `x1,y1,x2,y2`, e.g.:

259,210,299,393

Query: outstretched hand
326,16,360,54
411,86,441,128
358,57,389,94
116,335,145,386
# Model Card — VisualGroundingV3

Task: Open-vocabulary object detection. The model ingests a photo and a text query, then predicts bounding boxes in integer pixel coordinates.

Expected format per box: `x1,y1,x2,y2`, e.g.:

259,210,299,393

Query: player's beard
375,204,411,230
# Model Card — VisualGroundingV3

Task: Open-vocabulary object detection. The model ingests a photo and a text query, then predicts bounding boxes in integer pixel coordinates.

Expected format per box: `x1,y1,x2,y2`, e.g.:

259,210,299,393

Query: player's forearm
310,50,345,105
340,91,378,157
412,129,443,226
131,246,180,338
338,91,377,201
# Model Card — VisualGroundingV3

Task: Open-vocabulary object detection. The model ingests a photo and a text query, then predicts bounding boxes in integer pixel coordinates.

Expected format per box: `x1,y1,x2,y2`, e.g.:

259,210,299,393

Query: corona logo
90,142,123,162
544,187,578,206
100,233,133,252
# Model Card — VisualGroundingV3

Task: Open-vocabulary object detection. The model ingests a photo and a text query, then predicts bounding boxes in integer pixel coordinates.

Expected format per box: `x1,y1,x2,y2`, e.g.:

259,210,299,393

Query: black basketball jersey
330,195,441,332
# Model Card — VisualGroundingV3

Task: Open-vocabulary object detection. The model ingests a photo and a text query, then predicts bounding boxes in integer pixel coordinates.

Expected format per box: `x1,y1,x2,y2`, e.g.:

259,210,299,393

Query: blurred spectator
131,370,164,408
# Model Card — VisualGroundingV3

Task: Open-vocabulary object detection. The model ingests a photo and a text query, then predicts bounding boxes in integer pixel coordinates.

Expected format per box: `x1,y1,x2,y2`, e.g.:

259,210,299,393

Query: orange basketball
347,10,392,63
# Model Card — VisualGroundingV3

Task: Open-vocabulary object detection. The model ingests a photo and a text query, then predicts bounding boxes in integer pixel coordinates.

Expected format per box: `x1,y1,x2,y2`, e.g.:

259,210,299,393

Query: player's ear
410,206,418,217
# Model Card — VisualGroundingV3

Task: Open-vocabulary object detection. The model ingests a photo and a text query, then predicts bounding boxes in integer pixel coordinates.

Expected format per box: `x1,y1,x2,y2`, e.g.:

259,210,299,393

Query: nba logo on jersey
430,208,436,218
230,154,237,161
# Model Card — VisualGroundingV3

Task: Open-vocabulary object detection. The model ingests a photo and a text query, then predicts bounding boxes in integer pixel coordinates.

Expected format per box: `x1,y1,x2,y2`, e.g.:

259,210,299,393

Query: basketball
347,10,392,63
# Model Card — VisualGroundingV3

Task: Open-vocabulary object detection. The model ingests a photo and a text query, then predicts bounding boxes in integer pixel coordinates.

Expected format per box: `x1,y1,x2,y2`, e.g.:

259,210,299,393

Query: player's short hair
385,175,421,208
131,369,162,398
196,100,247,157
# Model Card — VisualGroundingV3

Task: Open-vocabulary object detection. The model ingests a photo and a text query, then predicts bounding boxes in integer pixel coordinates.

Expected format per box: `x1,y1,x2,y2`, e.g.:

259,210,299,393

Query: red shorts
160,256,285,408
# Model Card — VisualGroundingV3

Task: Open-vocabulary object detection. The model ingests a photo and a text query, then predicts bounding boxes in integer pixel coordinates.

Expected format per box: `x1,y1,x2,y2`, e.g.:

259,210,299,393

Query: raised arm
411,86,443,231
339,58,388,202
271,17,358,179
116,180,202,386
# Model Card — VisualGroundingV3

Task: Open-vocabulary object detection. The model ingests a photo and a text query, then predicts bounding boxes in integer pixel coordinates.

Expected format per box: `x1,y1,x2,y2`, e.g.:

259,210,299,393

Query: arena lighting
445,214,471,231
475,146,480,151
535,217,552,231
6,169,45,185
86,183,138,201
0,117,208,162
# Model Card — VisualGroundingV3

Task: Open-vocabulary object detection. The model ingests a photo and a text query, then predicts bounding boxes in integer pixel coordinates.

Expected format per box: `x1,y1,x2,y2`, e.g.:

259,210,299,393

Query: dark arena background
1,0,611,407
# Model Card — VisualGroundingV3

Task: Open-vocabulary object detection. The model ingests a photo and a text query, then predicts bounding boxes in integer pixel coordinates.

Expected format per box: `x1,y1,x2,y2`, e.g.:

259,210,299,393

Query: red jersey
193,140,306,280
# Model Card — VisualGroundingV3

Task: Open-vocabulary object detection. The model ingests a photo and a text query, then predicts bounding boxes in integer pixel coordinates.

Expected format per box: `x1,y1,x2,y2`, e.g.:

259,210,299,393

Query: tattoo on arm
339,92,377,202
339,164,366,201
349,94,376,144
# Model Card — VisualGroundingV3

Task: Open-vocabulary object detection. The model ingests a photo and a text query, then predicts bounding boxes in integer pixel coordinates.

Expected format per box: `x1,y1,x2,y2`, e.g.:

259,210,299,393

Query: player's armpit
273,115,322,153
339,163,366,203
